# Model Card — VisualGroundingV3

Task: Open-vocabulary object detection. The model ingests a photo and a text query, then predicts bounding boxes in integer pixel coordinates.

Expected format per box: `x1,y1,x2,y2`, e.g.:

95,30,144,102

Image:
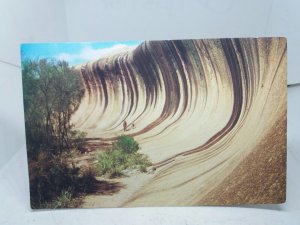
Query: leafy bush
52,190,75,208
29,151,97,209
97,136,151,178
139,165,148,173
96,149,125,178
42,190,81,209
114,135,139,154
127,153,152,170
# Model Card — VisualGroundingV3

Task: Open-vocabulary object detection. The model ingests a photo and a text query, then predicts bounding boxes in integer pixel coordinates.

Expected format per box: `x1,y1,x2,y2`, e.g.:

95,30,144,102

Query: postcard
21,37,287,208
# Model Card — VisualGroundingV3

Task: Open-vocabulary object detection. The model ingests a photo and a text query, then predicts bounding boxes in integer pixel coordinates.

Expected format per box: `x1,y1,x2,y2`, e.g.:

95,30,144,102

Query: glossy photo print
21,37,287,209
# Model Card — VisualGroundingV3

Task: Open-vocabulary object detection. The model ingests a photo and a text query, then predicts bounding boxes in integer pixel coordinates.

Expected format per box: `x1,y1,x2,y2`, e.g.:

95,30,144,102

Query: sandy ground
82,172,155,208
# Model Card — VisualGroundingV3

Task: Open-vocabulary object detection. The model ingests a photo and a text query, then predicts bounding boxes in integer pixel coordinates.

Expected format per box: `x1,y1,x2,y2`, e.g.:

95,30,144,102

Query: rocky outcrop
71,38,287,205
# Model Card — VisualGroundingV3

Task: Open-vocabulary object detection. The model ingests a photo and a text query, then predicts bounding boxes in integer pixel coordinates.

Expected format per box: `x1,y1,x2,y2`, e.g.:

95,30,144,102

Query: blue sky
21,41,143,66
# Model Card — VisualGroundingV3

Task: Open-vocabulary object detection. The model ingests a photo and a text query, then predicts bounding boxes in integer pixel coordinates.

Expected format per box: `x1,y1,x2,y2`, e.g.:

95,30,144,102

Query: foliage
97,136,151,178
22,60,151,208
29,151,97,209
42,190,81,209
97,149,126,178
22,59,96,208
22,59,84,157
113,135,139,154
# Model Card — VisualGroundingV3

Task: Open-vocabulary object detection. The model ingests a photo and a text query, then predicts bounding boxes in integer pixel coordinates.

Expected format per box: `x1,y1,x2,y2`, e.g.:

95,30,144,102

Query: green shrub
96,150,114,176
108,166,124,178
53,190,74,208
139,165,147,173
126,152,152,168
96,149,125,178
43,190,80,209
97,136,151,178
114,135,139,154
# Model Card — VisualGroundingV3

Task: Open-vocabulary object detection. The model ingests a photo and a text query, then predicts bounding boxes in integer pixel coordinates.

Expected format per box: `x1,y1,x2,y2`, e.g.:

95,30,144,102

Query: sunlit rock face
72,38,287,205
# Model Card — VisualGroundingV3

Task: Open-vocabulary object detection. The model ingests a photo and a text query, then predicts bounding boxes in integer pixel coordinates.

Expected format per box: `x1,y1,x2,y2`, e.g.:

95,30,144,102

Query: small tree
22,59,84,156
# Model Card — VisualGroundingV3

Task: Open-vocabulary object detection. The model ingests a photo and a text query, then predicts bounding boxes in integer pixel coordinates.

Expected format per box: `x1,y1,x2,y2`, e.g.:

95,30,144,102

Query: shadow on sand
88,180,126,196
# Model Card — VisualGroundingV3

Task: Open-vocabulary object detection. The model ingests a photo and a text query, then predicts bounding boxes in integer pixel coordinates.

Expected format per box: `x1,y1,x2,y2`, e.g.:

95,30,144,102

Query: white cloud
57,52,73,61
57,44,136,65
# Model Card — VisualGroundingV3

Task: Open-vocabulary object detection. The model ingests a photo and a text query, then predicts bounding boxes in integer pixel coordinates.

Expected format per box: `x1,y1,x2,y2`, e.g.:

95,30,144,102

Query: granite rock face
71,38,287,205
